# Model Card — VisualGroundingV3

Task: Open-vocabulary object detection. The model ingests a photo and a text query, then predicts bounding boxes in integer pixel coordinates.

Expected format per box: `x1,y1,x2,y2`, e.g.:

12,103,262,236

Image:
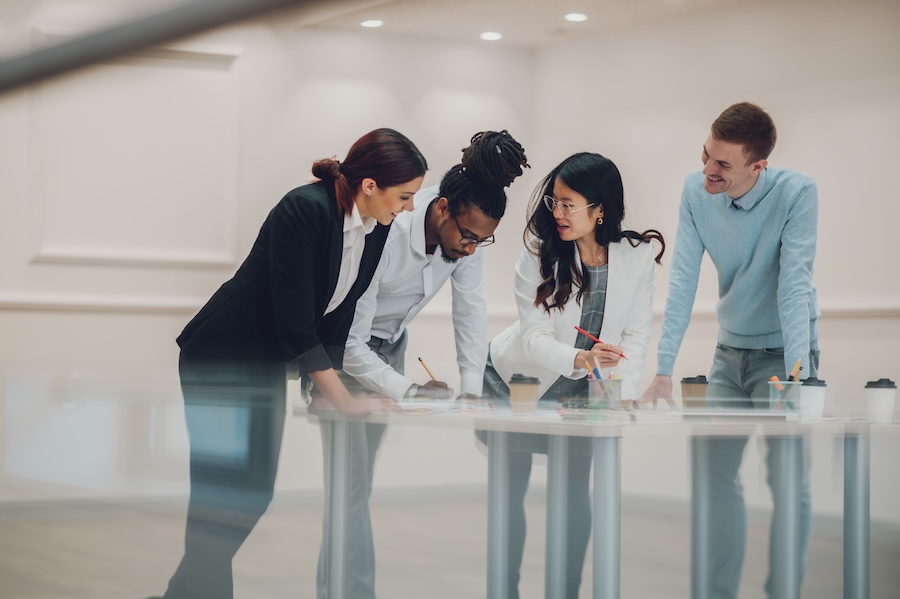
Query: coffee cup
680,375,708,409
588,377,622,409
800,377,827,421
865,378,897,424
508,374,541,414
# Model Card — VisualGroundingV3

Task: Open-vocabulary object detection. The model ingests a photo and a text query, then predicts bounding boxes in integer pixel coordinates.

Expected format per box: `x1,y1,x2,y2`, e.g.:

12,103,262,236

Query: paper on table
397,399,460,413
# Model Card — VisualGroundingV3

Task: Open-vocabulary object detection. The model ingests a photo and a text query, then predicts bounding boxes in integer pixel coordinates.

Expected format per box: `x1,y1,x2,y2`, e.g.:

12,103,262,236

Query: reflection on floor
0,491,898,599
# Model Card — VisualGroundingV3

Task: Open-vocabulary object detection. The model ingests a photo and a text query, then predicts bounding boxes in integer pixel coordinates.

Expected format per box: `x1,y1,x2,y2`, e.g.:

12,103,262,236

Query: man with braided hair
314,130,528,599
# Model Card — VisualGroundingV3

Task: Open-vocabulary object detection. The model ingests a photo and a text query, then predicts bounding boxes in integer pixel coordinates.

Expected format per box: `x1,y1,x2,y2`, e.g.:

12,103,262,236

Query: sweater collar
728,167,768,211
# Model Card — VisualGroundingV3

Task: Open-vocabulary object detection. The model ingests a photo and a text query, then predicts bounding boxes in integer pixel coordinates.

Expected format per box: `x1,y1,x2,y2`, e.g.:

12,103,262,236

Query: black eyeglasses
542,195,596,218
453,217,495,247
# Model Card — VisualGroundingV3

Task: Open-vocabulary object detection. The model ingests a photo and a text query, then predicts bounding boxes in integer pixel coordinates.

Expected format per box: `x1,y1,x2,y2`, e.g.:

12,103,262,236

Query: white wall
1,0,899,526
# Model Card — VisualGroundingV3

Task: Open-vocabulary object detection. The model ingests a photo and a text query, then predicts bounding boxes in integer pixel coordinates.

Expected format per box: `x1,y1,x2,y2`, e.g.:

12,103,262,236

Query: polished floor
1,489,898,599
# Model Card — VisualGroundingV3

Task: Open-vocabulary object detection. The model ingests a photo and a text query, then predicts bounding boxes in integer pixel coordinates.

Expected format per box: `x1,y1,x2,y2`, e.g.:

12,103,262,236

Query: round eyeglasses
453,216,495,247
542,195,596,219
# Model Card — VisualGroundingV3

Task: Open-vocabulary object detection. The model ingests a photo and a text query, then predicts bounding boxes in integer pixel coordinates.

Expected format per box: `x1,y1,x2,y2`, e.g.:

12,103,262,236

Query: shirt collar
728,167,767,211
410,186,439,257
344,202,377,237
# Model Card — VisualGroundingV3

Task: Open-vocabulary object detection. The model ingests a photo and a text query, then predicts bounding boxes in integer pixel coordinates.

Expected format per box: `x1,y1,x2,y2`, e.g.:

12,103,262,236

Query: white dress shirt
343,185,489,399
324,203,377,315
489,239,656,400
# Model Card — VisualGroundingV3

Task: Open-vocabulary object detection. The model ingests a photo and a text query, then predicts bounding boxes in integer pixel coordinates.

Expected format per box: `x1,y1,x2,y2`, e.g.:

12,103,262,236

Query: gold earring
597,216,603,225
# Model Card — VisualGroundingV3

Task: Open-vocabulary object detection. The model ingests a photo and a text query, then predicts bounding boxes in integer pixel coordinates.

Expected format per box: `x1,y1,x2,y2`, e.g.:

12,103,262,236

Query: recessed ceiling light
564,13,588,22
480,31,502,41
360,19,383,28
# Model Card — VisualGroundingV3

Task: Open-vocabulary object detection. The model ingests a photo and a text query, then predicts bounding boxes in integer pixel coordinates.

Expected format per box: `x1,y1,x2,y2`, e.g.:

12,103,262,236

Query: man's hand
333,395,400,416
414,380,454,400
636,375,676,409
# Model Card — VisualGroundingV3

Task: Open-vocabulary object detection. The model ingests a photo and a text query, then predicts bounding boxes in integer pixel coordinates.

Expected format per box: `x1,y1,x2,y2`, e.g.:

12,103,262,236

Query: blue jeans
702,343,819,599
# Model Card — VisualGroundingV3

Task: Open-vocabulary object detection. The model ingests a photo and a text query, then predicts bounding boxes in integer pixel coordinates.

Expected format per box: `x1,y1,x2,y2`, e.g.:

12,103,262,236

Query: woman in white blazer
481,152,665,599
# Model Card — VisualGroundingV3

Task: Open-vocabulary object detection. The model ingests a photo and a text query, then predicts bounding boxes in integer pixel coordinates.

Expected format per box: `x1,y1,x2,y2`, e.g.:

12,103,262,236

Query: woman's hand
576,343,623,372
308,368,400,416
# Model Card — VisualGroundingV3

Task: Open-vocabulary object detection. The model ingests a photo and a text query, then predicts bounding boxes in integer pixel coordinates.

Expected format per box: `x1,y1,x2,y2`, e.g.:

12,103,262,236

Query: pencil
418,357,437,381
788,359,801,382
574,326,628,360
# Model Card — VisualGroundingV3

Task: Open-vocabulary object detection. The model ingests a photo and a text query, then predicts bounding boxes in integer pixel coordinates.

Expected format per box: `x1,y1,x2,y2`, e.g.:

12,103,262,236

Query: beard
439,241,461,264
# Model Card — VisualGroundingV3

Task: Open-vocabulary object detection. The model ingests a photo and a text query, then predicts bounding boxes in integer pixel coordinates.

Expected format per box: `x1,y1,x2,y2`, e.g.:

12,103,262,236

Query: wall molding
4,295,897,318
0,292,204,314
33,245,236,269
415,300,900,321
25,28,242,272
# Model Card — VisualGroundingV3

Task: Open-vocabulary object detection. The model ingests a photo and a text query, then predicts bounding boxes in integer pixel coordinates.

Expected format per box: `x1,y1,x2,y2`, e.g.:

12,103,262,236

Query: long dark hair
525,152,665,312
439,130,529,220
311,128,428,215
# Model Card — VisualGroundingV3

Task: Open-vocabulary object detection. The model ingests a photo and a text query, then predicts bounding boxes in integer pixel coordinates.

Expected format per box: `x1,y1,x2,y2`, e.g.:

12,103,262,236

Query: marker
418,357,437,381
574,326,628,360
769,375,784,391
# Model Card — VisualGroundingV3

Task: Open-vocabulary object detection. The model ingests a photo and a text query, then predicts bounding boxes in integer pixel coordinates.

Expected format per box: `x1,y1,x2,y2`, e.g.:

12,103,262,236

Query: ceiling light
564,13,588,22
480,31,502,41
360,19,383,28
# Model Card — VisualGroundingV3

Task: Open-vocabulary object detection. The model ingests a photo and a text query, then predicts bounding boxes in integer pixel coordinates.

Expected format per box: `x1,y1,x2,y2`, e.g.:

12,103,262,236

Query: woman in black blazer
158,128,428,599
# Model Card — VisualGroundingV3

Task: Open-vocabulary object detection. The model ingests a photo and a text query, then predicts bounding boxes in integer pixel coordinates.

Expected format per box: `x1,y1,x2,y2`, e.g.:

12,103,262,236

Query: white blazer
490,238,657,400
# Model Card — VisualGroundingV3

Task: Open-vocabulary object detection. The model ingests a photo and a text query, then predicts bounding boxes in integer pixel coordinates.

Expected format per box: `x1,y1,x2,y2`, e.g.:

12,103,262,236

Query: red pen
574,326,628,360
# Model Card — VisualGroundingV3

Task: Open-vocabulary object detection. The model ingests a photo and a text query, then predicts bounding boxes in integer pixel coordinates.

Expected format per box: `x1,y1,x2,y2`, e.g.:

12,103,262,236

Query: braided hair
440,130,529,220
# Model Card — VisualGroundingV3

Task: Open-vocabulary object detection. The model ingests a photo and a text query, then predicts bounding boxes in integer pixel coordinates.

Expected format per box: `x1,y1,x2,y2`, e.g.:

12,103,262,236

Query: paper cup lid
681,375,708,384
802,377,827,387
509,373,540,385
865,378,897,389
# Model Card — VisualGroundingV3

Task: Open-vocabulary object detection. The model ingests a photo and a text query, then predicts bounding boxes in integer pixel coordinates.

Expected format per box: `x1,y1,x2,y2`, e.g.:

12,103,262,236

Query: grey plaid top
483,263,609,401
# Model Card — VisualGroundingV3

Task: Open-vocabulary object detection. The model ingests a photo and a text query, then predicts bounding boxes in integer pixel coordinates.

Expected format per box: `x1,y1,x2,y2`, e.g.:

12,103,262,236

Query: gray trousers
315,331,406,599
703,342,819,599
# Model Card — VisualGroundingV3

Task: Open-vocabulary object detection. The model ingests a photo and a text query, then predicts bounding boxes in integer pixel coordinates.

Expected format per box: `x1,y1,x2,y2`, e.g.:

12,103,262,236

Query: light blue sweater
657,167,820,378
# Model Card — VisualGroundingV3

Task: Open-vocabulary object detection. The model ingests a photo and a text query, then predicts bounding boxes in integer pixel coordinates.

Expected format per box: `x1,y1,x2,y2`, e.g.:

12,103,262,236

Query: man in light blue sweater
639,102,820,598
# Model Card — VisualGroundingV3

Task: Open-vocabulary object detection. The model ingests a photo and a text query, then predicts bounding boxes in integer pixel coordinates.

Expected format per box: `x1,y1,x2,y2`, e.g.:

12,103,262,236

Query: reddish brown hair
312,128,428,215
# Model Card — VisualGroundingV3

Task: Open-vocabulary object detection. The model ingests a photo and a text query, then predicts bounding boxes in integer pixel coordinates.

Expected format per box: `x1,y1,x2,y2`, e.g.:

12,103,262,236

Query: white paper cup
865,378,897,424
800,378,827,421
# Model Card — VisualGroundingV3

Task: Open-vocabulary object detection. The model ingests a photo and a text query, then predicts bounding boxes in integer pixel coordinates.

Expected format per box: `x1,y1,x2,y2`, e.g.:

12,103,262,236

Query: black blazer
177,182,390,376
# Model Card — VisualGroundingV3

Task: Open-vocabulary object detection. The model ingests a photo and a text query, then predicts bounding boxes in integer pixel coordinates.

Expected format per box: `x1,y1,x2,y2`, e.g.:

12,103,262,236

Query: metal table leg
770,435,803,599
488,430,510,599
326,418,351,599
547,435,569,598
691,437,711,599
593,435,620,599
844,429,870,599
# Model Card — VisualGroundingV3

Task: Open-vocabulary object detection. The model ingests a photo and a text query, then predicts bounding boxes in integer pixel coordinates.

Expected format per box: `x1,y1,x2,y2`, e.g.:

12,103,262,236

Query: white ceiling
298,0,787,47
